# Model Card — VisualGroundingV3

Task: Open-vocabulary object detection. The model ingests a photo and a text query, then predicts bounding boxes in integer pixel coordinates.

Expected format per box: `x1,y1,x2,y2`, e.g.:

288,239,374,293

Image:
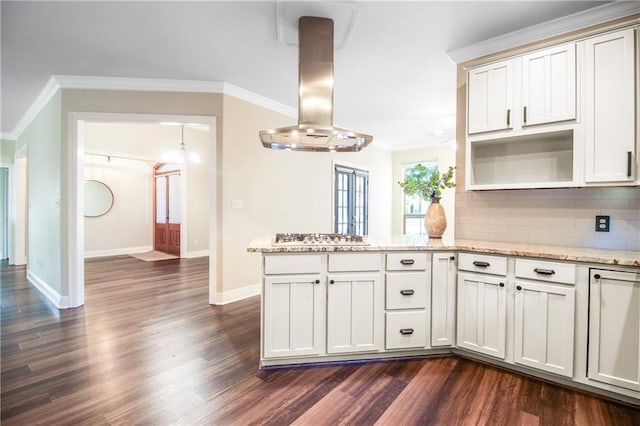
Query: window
403,161,438,235
334,165,369,236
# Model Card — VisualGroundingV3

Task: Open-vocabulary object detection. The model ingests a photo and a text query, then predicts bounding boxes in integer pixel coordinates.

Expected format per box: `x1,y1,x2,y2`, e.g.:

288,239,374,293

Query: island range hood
259,16,373,152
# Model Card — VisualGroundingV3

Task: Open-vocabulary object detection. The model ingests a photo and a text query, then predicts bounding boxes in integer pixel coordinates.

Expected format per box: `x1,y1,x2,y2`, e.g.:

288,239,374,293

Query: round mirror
84,180,114,217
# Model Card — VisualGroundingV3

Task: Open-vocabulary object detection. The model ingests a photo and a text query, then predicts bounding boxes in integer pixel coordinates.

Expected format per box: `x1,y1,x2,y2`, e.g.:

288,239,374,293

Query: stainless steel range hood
259,16,373,152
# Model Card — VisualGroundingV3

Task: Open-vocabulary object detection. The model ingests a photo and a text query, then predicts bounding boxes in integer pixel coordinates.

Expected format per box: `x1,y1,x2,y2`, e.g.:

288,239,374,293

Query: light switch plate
595,215,610,232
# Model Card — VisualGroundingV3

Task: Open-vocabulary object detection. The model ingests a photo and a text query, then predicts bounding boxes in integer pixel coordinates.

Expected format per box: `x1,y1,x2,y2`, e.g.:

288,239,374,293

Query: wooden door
154,165,181,256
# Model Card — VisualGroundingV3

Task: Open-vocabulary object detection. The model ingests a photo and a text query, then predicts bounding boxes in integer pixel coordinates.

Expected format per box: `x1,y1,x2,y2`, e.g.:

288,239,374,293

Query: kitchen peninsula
248,237,640,405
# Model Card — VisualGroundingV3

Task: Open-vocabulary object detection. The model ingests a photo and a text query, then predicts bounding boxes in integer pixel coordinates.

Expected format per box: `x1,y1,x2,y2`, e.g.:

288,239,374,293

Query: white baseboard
184,250,210,259
9,256,27,266
215,283,261,305
26,269,68,309
85,245,153,258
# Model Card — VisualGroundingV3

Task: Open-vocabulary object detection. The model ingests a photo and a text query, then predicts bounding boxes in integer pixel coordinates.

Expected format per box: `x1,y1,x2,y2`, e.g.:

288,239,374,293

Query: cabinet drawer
386,253,428,271
515,258,575,285
386,311,427,349
458,253,507,276
264,255,323,275
328,253,382,272
386,272,427,310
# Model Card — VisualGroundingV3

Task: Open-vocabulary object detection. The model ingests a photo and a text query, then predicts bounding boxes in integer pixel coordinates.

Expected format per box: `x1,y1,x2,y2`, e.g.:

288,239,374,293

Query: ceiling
0,1,621,150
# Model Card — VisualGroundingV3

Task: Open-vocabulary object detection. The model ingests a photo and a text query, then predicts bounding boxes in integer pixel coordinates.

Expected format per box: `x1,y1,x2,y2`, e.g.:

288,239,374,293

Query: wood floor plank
2,257,639,425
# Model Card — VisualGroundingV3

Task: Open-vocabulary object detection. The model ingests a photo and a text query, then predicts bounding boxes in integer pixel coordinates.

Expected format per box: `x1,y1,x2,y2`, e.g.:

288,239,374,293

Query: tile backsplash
455,187,640,251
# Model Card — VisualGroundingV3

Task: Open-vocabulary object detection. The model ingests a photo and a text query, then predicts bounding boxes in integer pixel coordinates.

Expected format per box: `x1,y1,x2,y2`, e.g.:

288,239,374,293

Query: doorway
154,163,181,255
69,113,218,307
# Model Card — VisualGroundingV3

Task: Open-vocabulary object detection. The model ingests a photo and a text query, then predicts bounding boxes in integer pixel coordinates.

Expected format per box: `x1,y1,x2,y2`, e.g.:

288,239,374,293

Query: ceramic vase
425,196,446,238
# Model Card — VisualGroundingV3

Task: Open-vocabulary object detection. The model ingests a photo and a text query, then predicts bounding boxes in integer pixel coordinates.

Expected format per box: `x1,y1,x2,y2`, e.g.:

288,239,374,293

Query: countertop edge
247,239,640,267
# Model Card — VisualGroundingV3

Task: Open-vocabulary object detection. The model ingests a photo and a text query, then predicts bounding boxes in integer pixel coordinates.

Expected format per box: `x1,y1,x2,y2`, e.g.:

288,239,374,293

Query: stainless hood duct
259,16,373,152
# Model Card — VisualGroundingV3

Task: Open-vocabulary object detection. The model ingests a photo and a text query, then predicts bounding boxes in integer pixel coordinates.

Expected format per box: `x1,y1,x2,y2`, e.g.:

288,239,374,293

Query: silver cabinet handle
628,151,633,177
400,328,414,335
400,289,415,296
534,268,555,276
473,261,490,267
400,259,415,265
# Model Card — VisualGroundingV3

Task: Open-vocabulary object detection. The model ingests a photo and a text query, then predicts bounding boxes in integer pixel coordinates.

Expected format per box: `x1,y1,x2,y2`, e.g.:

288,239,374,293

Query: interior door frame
68,112,217,307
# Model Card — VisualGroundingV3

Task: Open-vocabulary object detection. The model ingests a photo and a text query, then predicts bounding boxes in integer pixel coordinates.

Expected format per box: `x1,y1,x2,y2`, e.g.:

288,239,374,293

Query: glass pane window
334,165,369,236
402,161,438,235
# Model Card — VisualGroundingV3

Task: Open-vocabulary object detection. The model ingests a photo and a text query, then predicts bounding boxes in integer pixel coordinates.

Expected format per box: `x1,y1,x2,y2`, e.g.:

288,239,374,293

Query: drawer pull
400,328,414,335
449,256,455,261
400,289,415,296
534,268,555,276
329,280,335,285
499,282,505,288
516,285,522,291
314,279,320,284
473,261,490,267
594,274,601,280
400,259,415,265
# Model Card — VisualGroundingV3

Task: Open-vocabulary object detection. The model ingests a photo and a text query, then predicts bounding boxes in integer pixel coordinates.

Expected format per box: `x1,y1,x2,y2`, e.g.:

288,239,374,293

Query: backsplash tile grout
455,187,640,251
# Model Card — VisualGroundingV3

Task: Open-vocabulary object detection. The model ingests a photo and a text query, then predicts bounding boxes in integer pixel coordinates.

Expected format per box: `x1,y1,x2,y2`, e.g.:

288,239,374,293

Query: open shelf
468,130,574,188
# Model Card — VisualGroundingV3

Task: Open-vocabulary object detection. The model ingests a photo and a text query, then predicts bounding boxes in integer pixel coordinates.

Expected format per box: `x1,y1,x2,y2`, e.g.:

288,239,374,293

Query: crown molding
222,82,297,118
447,2,640,64
7,75,297,139
8,76,61,141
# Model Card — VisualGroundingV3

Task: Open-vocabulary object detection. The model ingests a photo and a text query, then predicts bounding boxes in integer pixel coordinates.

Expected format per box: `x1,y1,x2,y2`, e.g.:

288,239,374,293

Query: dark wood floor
1,256,639,425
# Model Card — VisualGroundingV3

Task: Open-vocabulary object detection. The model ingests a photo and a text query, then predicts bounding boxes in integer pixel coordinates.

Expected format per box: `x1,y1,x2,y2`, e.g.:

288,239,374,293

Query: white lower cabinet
588,269,640,392
386,311,427,349
431,252,457,346
327,273,383,354
457,272,507,359
514,280,575,377
263,274,323,358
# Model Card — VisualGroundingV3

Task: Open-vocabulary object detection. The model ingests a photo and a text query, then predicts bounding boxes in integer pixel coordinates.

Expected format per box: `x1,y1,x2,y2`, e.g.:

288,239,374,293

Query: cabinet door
468,59,513,134
457,272,506,359
584,28,636,183
431,252,457,347
327,273,383,354
521,43,576,126
263,275,323,358
589,269,640,391
514,280,575,377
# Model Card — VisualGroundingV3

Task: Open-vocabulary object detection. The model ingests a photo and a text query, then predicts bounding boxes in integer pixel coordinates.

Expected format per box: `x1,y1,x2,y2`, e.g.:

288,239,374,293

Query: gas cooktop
273,233,369,246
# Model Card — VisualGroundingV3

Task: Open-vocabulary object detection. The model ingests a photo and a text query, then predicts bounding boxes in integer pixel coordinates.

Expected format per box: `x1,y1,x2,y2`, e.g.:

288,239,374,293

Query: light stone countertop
247,236,640,267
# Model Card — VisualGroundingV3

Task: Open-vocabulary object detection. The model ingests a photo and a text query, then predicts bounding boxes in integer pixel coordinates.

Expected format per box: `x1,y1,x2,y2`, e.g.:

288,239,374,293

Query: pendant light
162,125,201,164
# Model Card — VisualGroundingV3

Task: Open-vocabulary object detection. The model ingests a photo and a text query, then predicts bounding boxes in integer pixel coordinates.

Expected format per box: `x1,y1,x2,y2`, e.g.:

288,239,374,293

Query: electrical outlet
595,215,610,232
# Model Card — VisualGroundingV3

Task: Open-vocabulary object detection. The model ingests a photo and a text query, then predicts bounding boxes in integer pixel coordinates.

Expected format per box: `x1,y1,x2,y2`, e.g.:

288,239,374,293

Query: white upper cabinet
521,43,576,126
467,59,513,134
584,28,636,183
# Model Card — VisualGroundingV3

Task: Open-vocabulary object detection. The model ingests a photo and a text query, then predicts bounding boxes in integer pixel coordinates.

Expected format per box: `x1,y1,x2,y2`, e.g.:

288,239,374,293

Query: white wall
392,144,457,240
21,92,63,300
84,155,153,257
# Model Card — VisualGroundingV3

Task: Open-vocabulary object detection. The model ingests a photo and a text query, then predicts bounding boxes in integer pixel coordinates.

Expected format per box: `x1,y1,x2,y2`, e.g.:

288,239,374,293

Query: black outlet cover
595,215,610,232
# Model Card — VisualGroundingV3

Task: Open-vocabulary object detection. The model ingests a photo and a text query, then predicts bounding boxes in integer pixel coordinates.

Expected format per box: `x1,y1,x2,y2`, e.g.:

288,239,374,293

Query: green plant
398,164,456,200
